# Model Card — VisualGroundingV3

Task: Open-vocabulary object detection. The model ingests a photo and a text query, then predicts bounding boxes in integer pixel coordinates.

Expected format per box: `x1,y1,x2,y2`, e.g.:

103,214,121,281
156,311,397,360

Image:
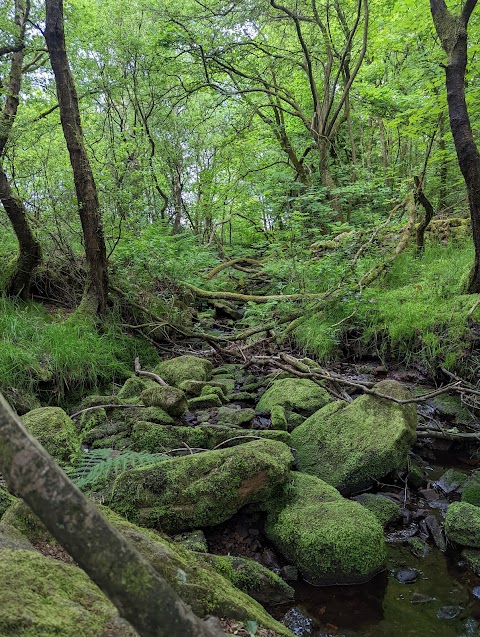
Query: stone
217,407,256,427
109,439,294,533
393,568,419,583
353,494,402,527
463,548,480,575
445,502,480,547
173,530,208,553
117,377,157,401
153,355,212,387
188,395,223,410
265,472,386,585
257,378,331,419
21,407,80,466
437,606,462,620
140,386,188,416
0,488,14,520
290,380,417,493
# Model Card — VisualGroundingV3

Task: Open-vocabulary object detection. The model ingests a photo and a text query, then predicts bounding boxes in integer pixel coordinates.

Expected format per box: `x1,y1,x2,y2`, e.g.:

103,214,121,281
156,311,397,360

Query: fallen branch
182,282,323,303
134,356,167,386
204,258,262,280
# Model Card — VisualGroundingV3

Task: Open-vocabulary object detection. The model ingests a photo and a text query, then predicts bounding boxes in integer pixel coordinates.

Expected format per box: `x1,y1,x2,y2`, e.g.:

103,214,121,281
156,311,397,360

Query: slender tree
430,0,480,292
44,0,109,313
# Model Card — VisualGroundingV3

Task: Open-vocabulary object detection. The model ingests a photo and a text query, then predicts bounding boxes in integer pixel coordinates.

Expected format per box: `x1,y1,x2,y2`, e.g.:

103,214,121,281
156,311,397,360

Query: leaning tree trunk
430,0,480,292
0,0,42,298
44,0,109,314
0,393,224,637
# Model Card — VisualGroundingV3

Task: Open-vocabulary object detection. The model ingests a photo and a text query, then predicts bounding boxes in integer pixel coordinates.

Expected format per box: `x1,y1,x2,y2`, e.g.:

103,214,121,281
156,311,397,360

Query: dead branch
204,258,263,280
134,357,167,386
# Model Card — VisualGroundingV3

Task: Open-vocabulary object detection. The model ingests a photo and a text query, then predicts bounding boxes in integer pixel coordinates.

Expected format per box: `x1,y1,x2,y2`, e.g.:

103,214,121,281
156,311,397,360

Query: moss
462,548,480,575
0,487,14,520
1,501,55,544
21,407,81,466
131,422,291,453
407,463,426,489
200,385,226,401
117,377,157,401
217,407,255,427
354,494,401,527
2,388,41,416
153,355,212,387
265,472,386,585
203,554,294,605
173,530,208,553
188,394,223,410
79,395,123,410
0,549,133,636
290,380,417,493
256,378,331,417
461,485,480,507
445,502,480,547
179,379,233,396
78,408,107,438
109,439,293,533
270,405,288,431
134,407,174,425
140,386,188,416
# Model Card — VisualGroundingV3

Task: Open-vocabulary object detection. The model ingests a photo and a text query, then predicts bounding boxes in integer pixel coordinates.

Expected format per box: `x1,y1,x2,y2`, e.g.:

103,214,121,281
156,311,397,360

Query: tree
44,0,109,313
430,0,480,292
0,0,42,298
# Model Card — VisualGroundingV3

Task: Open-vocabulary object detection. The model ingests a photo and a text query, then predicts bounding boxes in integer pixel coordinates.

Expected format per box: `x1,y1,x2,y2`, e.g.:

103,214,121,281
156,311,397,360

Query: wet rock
408,537,431,558
109,439,294,533
418,488,440,501
411,592,435,604
425,514,446,551
386,524,419,543
217,406,256,427
436,605,463,620
462,548,480,575
261,548,281,570
280,565,299,581
471,586,480,599
393,567,420,583
434,469,468,495
291,380,417,493
282,607,313,637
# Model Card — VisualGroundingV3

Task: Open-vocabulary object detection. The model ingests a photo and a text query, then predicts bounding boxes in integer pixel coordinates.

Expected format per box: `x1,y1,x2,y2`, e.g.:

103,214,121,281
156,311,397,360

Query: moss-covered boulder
132,421,291,453
21,407,80,466
188,394,223,410
217,407,256,427
117,376,157,401
0,487,14,520
265,472,386,585
257,378,331,421
153,355,212,387
445,502,480,547
173,529,208,553
462,548,480,575
109,439,293,533
201,554,295,605
0,549,137,637
290,380,417,493
179,379,230,396
353,494,402,527
140,385,188,416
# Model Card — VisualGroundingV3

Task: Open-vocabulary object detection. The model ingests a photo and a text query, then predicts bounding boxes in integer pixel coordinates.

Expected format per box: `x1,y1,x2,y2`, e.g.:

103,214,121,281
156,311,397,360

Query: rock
271,405,288,430
445,502,480,547
140,386,188,416
78,407,107,435
2,387,40,415
408,537,431,558
200,384,227,401
472,586,480,599
153,355,212,386
0,548,137,637
117,377,157,401
21,407,80,466
393,568,419,583
188,395,223,410
0,488,14,520
131,422,291,453
211,377,236,393
425,514,446,551
257,378,331,422
0,522,34,551
135,407,174,425
437,605,463,620
461,483,480,507
411,593,435,604
178,379,224,396
200,554,295,605
217,407,256,427
280,565,299,581
353,494,402,527
463,548,480,574
407,463,426,489
173,530,208,553
265,472,386,585
290,380,417,493
434,469,468,494
109,439,294,533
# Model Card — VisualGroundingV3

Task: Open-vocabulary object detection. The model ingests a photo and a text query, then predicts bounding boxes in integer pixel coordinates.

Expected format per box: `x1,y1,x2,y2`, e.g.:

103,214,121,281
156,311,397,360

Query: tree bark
44,0,109,314
430,0,480,292
0,0,42,298
414,176,435,252
0,392,224,637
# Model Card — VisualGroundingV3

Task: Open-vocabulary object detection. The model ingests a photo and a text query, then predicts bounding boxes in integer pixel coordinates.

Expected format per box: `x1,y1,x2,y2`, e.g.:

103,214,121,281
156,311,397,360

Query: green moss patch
0,488,14,520
354,494,401,527
153,355,212,386
21,407,81,466
140,386,188,416
257,378,331,418
445,502,480,547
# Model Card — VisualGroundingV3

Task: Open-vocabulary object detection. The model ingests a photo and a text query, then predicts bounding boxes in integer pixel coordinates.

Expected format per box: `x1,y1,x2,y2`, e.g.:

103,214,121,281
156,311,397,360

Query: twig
134,357,167,386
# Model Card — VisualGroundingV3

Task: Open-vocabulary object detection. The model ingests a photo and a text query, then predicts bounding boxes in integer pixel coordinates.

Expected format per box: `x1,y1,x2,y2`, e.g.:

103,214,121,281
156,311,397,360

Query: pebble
472,586,480,599
436,605,463,620
393,568,420,584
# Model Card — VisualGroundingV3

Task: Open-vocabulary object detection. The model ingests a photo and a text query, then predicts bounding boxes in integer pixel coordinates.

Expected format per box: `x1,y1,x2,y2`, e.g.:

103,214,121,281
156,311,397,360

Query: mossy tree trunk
430,0,480,292
0,0,42,299
44,0,109,315
0,393,224,637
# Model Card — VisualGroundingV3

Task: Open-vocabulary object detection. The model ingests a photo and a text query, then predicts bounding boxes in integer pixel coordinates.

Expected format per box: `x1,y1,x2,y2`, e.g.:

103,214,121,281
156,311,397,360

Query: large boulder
290,380,417,493
445,502,480,547
153,355,212,387
265,472,386,585
21,407,80,466
109,439,293,533
140,385,188,416
257,378,331,426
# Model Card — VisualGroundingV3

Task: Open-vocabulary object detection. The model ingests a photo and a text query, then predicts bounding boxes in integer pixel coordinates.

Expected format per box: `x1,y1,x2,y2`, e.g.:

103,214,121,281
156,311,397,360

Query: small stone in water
471,586,480,599
437,605,463,620
394,568,420,584
411,592,435,604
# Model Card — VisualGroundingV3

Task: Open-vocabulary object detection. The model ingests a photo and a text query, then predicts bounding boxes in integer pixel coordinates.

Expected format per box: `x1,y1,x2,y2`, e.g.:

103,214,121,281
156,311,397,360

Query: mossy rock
173,529,208,553
0,488,14,520
21,407,81,466
201,554,295,605
353,494,402,527
188,394,223,410
131,422,291,453
109,439,294,533
217,407,256,427
2,388,41,416
179,379,228,397
462,548,480,575
445,502,480,547
117,377,157,401
153,355,212,387
462,485,480,507
271,405,288,431
0,549,137,637
200,385,227,402
79,395,123,410
140,386,188,416
1,501,54,544
290,380,417,493
135,407,174,425
0,522,35,551
257,378,331,420
265,472,386,585
78,407,107,437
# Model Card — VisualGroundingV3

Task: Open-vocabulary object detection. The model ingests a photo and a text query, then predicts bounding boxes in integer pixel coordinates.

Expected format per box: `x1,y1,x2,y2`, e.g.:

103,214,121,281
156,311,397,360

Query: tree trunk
430,0,480,292
414,176,435,253
0,0,42,298
0,393,224,637
44,0,109,314
437,112,448,211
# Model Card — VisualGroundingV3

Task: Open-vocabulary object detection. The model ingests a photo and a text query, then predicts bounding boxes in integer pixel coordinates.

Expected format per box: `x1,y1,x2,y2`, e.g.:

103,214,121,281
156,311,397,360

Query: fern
67,448,168,490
